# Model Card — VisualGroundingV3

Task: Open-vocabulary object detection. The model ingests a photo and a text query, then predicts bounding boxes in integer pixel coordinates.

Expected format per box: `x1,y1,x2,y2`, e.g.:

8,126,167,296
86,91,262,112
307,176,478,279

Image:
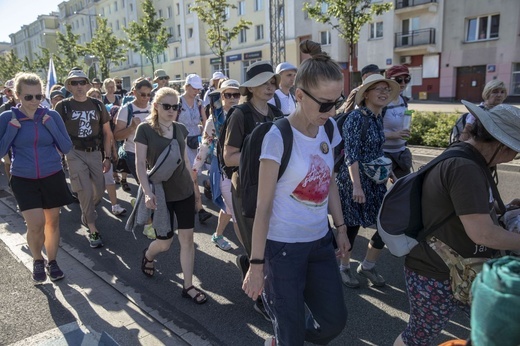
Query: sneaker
89,232,104,248
198,208,212,223
143,224,156,240
121,179,131,192
357,264,386,287
33,259,46,283
111,204,127,216
264,337,276,346
211,233,232,251
340,268,360,288
254,299,271,322
46,260,65,281
236,254,250,283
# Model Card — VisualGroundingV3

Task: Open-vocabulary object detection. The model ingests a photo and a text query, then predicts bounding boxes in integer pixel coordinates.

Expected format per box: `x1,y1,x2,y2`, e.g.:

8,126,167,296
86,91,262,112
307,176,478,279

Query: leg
215,210,232,236
178,228,195,288
22,208,46,261
43,208,61,262
67,151,97,229
357,231,386,287
106,183,118,205
339,225,360,288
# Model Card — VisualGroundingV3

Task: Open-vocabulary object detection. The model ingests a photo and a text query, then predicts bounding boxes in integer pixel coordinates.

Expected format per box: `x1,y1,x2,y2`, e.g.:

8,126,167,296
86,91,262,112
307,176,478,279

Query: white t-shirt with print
260,119,341,243
115,102,151,153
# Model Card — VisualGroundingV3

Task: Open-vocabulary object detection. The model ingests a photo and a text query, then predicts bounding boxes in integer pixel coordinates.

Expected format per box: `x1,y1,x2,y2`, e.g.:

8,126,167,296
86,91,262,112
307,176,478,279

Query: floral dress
336,106,387,227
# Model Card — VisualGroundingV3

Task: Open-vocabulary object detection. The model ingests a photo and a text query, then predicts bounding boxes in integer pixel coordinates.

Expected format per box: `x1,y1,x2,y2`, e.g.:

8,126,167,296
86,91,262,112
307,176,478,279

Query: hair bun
299,40,330,61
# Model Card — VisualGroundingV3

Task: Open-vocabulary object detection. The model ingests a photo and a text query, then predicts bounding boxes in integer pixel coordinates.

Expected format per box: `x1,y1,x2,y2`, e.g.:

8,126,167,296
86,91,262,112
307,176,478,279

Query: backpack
239,117,334,218
117,103,150,158
377,144,505,257
333,109,371,172
217,103,284,179
273,92,296,116
449,112,469,144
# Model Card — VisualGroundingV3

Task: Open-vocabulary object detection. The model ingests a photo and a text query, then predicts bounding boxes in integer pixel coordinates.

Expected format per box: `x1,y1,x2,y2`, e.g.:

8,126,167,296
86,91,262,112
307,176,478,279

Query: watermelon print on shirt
291,154,330,207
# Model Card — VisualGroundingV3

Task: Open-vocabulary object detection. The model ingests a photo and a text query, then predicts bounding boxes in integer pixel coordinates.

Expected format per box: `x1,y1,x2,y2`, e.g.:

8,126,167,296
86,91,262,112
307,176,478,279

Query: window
116,20,120,30
212,63,229,77
81,17,84,26
176,3,180,15
130,3,133,11
188,28,194,38
238,1,245,15
369,21,383,39
187,4,191,14
239,28,247,43
224,7,230,19
320,31,331,45
123,18,126,27
168,6,172,18
255,0,263,11
467,14,500,42
122,0,125,8
175,47,179,58
255,25,264,40
169,27,174,36
114,1,118,11
158,9,163,18
512,63,520,95
177,25,181,37
321,3,328,14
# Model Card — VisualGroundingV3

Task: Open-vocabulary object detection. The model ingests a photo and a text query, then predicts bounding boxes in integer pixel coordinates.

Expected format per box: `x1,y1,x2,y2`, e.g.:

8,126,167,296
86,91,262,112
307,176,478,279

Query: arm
348,162,365,204
385,129,410,140
42,112,72,154
0,114,20,157
113,106,140,141
460,213,520,250
135,141,156,209
328,176,350,256
223,145,241,167
242,158,279,300
102,122,113,172
192,116,215,173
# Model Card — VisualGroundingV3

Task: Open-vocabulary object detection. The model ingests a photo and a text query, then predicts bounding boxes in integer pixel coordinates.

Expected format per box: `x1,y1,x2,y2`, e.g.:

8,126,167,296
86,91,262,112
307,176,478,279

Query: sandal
141,248,155,277
181,285,207,305
121,179,131,192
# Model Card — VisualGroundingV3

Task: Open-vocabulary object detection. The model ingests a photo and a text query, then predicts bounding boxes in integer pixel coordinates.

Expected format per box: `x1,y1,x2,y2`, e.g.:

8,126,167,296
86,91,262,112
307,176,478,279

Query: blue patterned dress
336,106,387,227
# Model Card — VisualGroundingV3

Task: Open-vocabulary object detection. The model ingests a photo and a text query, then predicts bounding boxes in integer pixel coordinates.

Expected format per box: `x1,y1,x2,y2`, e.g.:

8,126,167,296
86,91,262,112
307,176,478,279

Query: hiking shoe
254,299,271,322
46,260,65,281
89,232,104,248
236,254,250,283
33,259,46,283
198,208,212,223
111,204,127,216
143,224,156,240
211,233,232,251
357,264,386,287
340,268,360,288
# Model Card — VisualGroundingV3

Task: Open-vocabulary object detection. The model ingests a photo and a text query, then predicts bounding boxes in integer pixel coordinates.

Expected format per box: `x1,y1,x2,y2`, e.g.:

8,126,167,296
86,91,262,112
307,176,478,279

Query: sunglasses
140,93,151,97
158,76,170,81
69,80,88,86
223,92,241,99
393,76,411,84
300,88,345,113
158,103,181,111
23,94,44,101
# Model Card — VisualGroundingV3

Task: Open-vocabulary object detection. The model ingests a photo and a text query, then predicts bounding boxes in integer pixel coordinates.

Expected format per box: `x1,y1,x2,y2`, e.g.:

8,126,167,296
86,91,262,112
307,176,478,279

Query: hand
131,117,141,128
399,129,411,139
352,185,366,204
9,117,20,128
334,230,350,258
102,158,111,173
242,264,265,301
144,193,157,210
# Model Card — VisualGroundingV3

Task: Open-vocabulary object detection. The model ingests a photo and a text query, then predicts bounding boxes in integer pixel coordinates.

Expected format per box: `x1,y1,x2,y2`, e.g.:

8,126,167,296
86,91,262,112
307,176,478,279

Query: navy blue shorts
10,170,74,211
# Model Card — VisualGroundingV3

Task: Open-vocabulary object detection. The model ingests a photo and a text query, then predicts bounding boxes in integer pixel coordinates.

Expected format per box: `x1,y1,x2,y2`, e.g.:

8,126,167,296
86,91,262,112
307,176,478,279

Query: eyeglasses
23,94,44,101
368,87,393,94
158,76,170,81
300,88,345,113
223,92,241,99
140,93,151,98
69,80,88,86
393,76,411,84
158,103,181,111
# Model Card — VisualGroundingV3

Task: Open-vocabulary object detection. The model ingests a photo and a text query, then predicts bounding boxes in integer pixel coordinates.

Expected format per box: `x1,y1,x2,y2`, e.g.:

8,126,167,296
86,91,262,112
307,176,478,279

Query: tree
124,0,171,75
81,17,127,80
0,51,24,81
304,0,392,89
56,23,84,72
191,0,251,72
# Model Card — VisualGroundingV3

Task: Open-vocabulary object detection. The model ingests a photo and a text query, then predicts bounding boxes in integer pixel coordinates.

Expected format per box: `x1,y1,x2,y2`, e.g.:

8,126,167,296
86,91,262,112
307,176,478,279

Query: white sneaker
111,204,127,216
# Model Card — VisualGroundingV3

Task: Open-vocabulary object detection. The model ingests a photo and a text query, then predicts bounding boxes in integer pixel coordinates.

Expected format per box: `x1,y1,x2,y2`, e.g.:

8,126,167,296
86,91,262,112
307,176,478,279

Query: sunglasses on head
158,103,181,111
300,88,346,113
393,76,411,84
23,94,44,101
223,92,241,99
140,93,151,97
70,80,88,86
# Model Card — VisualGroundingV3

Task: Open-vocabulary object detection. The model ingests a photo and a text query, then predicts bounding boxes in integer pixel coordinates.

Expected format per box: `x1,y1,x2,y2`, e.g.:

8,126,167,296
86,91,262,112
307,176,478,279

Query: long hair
149,87,179,136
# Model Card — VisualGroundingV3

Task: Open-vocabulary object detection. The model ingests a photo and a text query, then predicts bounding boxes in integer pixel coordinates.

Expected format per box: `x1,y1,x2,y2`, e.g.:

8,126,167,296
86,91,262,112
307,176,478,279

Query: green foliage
56,24,84,72
0,51,25,81
407,111,461,148
191,0,251,71
124,0,171,74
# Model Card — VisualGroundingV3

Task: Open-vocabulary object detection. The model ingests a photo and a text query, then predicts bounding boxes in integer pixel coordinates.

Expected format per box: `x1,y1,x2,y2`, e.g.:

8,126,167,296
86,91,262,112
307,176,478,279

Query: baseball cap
185,74,203,89
360,64,383,77
210,71,226,81
386,65,410,79
275,62,297,74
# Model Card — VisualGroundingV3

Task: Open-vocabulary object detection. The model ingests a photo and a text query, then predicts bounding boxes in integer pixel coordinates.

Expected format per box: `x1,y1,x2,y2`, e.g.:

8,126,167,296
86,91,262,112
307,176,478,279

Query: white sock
361,259,376,270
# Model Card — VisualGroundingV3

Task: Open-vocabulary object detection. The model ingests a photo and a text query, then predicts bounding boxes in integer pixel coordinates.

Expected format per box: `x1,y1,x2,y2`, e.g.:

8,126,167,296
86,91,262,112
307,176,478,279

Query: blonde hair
103,78,116,92
14,72,43,96
482,80,507,101
149,87,180,135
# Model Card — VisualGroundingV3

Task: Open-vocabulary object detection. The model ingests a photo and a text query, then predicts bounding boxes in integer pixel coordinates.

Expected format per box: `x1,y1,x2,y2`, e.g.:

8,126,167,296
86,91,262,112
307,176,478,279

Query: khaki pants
66,149,105,224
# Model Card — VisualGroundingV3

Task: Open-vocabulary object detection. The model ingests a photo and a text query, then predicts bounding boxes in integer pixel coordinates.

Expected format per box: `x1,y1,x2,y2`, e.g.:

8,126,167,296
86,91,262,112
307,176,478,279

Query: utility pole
269,0,286,66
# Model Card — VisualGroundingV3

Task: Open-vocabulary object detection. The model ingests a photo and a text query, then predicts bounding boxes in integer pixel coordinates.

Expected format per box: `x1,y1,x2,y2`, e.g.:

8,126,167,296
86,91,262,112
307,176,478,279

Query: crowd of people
1,38,520,346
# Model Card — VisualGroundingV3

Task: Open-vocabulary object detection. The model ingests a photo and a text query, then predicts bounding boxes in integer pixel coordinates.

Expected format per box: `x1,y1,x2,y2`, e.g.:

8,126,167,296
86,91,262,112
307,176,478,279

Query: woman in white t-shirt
242,40,350,346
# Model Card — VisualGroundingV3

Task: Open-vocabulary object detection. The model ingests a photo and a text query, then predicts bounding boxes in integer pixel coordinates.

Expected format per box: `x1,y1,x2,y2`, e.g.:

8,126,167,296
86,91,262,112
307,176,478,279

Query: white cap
185,74,203,89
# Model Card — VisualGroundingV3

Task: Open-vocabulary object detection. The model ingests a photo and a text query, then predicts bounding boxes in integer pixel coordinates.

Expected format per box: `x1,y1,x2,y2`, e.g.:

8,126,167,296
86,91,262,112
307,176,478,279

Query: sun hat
210,79,241,96
50,90,65,99
210,71,226,81
65,70,89,84
386,65,410,79
355,74,400,106
361,64,383,77
275,62,297,74
153,69,170,82
461,100,520,152
239,61,280,96
185,74,203,89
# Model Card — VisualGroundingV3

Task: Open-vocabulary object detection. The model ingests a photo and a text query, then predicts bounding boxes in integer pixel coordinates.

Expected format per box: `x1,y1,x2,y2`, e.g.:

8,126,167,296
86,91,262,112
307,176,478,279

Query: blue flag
46,57,57,98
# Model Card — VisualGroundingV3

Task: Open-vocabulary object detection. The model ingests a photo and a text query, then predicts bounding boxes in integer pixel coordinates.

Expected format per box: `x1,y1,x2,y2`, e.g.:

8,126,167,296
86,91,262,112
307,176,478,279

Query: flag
45,57,57,98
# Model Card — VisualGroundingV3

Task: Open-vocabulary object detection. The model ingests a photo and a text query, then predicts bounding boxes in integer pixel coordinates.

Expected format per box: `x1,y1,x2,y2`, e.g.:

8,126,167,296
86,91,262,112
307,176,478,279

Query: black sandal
182,285,207,304
141,248,154,277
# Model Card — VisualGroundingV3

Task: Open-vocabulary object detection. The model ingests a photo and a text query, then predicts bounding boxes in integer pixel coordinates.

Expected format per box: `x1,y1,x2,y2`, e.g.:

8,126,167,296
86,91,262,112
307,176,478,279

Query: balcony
395,28,435,49
395,0,438,15
396,0,436,9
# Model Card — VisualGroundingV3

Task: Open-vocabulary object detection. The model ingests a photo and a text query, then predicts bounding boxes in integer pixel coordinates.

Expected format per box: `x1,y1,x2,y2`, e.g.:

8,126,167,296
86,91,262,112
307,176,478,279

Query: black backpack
217,103,284,179
239,117,334,218
449,112,469,144
333,109,372,172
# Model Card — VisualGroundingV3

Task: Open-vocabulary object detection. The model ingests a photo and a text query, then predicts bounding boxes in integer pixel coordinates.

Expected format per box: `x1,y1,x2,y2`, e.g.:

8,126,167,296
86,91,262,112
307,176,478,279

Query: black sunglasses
158,103,181,111
23,94,44,101
393,76,411,84
223,92,241,99
300,88,345,113
70,80,88,86
158,76,170,81
140,93,151,97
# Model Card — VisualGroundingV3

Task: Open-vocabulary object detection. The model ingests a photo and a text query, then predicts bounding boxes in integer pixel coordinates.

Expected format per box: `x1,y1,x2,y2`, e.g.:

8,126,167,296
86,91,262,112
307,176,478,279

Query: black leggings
347,225,385,251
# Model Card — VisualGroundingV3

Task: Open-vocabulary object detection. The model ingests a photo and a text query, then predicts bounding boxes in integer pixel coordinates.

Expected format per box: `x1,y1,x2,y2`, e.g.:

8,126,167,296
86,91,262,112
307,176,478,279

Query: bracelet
249,258,265,265
334,223,346,229
105,157,111,161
